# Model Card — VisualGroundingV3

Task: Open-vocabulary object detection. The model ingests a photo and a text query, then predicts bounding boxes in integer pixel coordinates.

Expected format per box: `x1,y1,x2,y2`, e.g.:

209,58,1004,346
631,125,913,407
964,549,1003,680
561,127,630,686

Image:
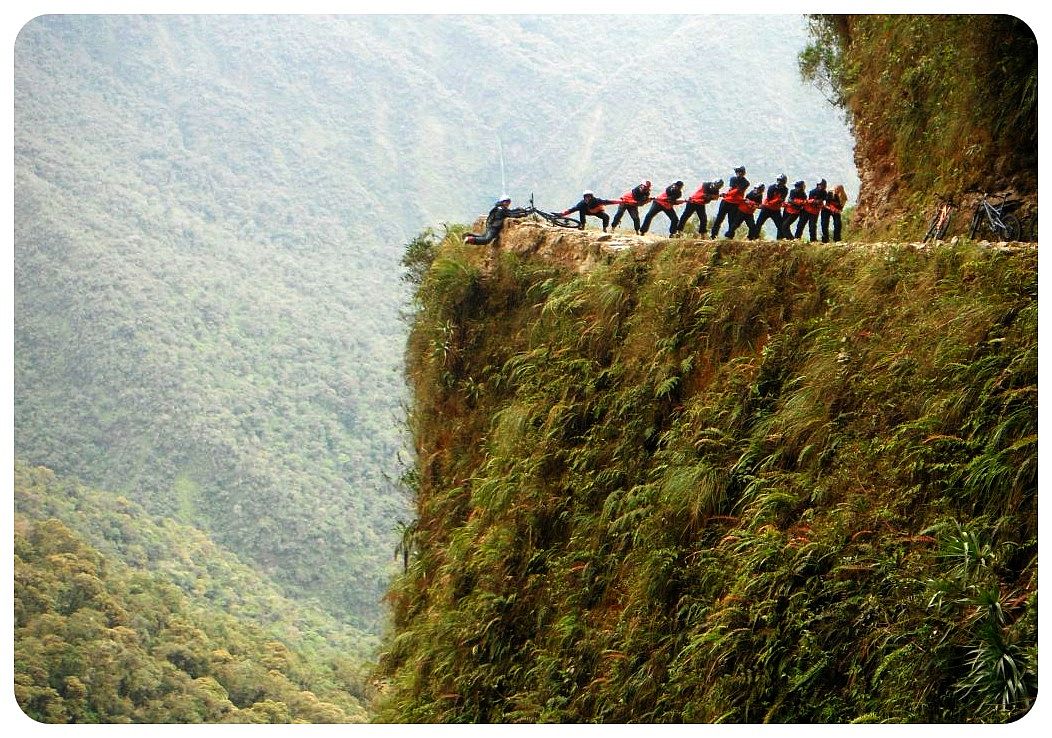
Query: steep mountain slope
14,15,857,633
14,462,376,661
15,467,370,723
376,224,1036,722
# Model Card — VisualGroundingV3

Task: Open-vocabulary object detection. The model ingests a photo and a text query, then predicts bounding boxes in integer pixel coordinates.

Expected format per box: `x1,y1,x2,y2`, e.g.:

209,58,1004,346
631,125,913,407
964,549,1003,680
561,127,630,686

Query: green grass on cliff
376,230,1036,723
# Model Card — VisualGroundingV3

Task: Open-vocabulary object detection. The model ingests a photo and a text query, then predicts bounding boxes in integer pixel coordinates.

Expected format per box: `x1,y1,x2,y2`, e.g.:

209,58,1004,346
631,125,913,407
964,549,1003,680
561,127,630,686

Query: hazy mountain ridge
14,14,858,637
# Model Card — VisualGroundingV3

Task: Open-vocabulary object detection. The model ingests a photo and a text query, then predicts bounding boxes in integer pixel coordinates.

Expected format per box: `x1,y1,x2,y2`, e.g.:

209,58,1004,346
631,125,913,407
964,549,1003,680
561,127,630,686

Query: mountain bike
526,193,580,229
923,195,957,242
969,192,1022,241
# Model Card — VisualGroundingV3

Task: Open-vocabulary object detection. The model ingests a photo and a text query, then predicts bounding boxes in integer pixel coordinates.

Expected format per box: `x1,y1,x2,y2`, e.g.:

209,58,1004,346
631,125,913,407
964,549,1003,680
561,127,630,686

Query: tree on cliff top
799,14,1036,233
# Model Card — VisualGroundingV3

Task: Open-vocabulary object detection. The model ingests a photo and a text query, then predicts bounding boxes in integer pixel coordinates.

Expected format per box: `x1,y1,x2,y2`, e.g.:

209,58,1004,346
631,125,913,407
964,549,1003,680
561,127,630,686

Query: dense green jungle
12,13,1037,726
14,463,370,723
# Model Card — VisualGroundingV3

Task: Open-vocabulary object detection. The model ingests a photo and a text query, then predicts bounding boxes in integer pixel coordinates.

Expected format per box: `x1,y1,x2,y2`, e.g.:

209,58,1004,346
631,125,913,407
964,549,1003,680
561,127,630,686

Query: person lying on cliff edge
610,180,652,234
463,196,530,245
676,179,722,235
560,190,619,231
710,165,750,238
640,180,685,236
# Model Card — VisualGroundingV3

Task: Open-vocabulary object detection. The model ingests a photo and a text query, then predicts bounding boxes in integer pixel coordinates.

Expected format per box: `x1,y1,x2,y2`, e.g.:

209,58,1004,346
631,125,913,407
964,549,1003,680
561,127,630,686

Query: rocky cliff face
803,15,1037,236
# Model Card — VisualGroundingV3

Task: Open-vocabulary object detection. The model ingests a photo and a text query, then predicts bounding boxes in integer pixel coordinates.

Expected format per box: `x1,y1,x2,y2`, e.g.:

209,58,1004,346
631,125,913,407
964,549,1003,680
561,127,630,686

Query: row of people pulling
560,166,848,242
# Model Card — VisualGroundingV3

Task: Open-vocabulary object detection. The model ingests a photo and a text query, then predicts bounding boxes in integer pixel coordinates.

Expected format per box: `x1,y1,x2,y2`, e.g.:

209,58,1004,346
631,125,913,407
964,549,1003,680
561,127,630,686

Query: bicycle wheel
997,214,1021,241
541,211,582,229
923,212,940,242
969,210,983,240
935,210,953,239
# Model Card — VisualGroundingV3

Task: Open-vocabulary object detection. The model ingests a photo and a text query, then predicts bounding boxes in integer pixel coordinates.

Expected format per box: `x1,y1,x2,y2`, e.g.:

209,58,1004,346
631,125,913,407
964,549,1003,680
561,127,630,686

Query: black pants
640,202,679,235
794,211,819,241
611,204,641,232
466,224,501,245
576,210,610,230
752,208,784,240
780,211,801,239
821,211,842,242
677,201,708,234
709,200,737,238
726,210,755,239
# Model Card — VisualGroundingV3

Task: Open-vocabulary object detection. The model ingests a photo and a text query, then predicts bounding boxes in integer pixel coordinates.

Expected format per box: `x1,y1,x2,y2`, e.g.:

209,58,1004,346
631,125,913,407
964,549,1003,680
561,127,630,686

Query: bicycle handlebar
972,191,1012,200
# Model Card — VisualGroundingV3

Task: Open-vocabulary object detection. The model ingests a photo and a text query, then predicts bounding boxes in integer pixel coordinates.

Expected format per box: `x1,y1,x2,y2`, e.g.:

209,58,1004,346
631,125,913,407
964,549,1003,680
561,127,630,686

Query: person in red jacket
710,166,749,238
794,179,827,241
750,174,788,240
610,180,652,234
676,179,723,235
640,180,684,236
779,180,807,239
821,184,847,242
727,184,764,239
560,190,619,231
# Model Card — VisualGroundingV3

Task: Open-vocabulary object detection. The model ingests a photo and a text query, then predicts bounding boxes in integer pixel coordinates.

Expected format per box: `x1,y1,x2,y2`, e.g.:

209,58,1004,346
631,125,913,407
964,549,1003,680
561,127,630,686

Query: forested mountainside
375,224,1036,722
799,14,1037,236
14,464,370,723
14,15,857,638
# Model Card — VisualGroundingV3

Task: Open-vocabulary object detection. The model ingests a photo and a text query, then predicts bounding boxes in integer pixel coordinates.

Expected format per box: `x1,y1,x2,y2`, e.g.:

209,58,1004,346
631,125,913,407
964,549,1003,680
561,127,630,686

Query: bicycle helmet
734,166,746,175
583,190,594,197
777,174,787,183
794,180,805,188
496,195,511,205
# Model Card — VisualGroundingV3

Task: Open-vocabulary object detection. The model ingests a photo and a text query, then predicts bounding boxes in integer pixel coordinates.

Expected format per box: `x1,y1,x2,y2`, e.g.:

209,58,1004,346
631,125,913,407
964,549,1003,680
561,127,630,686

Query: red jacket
784,190,807,215
823,195,843,214
803,197,823,216
721,186,747,205
761,191,786,212
560,196,616,217
687,185,718,205
656,192,683,208
619,186,651,206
